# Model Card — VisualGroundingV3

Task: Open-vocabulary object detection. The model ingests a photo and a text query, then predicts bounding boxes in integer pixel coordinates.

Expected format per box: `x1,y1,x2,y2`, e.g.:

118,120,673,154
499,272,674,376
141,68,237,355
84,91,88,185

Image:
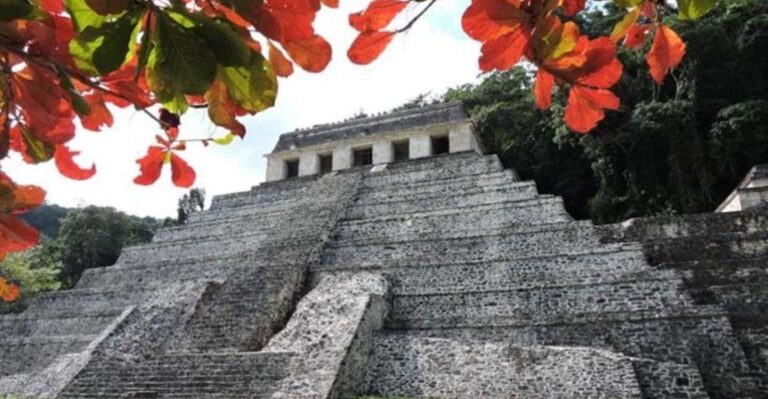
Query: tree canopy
446,0,768,223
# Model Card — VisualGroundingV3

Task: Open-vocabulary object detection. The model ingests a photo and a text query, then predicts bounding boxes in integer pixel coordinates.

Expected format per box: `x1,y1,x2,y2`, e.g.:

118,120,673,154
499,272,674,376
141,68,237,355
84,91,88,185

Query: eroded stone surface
0,106,765,398
266,272,388,399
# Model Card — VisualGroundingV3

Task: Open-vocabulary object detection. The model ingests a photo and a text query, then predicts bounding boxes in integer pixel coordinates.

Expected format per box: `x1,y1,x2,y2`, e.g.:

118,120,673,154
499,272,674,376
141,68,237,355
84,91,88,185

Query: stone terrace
0,116,765,397
599,208,768,395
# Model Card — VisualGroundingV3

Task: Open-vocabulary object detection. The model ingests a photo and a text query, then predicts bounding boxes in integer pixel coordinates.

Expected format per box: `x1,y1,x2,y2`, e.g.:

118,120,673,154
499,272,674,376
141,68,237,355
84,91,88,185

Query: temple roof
271,102,467,153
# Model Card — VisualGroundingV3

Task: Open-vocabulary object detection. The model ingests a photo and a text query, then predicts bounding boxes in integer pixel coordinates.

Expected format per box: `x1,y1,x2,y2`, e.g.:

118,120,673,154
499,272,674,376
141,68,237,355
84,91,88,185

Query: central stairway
314,152,753,399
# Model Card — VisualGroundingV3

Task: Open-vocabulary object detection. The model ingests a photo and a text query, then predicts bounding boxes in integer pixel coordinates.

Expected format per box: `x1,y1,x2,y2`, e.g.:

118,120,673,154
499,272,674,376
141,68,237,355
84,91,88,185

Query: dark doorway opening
285,159,299,178
353,147,373,167
393,140,410,161
431,135,450,155
319,154,333,174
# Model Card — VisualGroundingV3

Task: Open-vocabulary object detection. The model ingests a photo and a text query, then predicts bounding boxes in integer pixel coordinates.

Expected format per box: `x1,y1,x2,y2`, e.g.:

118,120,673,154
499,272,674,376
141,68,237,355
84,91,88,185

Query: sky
2,0,482,218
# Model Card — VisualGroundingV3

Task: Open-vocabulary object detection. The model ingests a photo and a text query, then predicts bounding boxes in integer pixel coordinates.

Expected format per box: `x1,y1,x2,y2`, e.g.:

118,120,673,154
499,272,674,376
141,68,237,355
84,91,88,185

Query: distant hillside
21,204,70,238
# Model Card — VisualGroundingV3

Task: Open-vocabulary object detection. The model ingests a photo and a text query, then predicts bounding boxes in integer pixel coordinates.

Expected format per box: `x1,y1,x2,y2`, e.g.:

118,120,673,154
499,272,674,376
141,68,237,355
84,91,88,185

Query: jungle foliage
445,0,768,223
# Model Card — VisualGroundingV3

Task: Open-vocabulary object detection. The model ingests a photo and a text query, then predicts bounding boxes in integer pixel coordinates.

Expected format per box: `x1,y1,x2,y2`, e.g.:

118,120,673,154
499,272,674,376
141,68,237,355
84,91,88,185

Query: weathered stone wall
312,151,759,398
265,272,389,399
366,335,647,399
598,207,768,395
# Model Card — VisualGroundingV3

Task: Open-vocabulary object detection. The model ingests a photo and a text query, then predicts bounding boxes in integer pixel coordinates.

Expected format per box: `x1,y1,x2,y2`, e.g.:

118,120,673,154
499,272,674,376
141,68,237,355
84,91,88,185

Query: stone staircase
60,352,294,398
0,150,762,398
313,152,756,399
1,172,362,398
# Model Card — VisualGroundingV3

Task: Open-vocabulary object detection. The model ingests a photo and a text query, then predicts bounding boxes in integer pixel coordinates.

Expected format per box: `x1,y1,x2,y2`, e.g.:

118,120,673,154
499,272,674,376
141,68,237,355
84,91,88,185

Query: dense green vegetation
2,188,205,309
56,207,160,287
443,0,768,223
1,206,162,312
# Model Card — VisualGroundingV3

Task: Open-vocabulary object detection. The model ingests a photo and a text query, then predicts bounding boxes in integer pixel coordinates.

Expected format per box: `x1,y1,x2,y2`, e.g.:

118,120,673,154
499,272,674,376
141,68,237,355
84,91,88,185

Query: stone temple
1,102,766,398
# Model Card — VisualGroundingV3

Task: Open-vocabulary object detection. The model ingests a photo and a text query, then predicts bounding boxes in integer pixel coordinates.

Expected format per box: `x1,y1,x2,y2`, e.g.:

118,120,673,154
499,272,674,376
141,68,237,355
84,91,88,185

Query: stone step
197,171,360,222
387,278,694,329
80,251,305,290
0,334,97,377
61,352,293,398
77,257,234,290
359,153,504,187
385,304,725,334
346,188,559,220
0,333,98,347
600,208,768,242
151,216,325,245
642,232,768,264
355,170,530,202
155,211,331,242
188,197,337,225
322,224,635,268
312,249,654,291
22,283,198,318
117,230,321,265
354,180,540,208
22,289,138,317
365,334,644,399
336,198,572,240
385,307,750,398
0,313,119,338
111,246,311,274
210,172,340,211
326,259,677,297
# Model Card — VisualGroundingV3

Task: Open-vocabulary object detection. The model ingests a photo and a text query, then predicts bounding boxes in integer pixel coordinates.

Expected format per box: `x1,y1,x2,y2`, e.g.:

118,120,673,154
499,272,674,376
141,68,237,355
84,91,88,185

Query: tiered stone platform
599,208,768,395
0,150,763,398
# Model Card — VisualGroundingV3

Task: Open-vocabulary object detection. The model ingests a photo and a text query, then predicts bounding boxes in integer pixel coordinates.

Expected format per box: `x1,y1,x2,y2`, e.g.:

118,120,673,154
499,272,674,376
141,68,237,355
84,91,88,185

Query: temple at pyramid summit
0,102,766,398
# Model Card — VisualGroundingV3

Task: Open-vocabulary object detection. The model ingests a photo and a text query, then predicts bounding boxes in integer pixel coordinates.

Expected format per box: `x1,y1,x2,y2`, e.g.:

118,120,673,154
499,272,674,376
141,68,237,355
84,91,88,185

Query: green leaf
213,133,236,145
187,13,251,67
219,53,277,113
613,0,644,8
69,93,92,117
147,12,217,96
135,27,154,79
0,0,33,22
56,71,91,117
19,125,55,163
69,9,142,75
677,0,717,20
92,10,143,75
65,0,112,32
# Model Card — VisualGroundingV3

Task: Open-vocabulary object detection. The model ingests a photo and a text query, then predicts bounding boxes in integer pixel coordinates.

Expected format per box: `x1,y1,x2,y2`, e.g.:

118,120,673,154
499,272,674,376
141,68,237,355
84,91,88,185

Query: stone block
298,152,319,176
332,145,352,171
372,141,393,164
409,133,431,159
265,155,286,182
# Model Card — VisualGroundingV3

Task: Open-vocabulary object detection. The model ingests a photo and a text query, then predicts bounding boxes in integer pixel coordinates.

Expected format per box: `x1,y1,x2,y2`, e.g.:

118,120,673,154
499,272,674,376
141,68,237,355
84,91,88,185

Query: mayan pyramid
0,102,764,398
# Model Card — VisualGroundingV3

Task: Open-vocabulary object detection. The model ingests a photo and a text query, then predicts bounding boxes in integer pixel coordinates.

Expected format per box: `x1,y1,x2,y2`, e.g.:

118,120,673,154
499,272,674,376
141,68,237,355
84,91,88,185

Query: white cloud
1,0,480,218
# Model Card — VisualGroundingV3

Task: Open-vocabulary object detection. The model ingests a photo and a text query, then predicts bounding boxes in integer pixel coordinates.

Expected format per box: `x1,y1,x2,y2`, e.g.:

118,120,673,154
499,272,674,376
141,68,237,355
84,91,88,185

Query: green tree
57,206,156,286
20,203,70,238
0,239,62,313
443,0,768,223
